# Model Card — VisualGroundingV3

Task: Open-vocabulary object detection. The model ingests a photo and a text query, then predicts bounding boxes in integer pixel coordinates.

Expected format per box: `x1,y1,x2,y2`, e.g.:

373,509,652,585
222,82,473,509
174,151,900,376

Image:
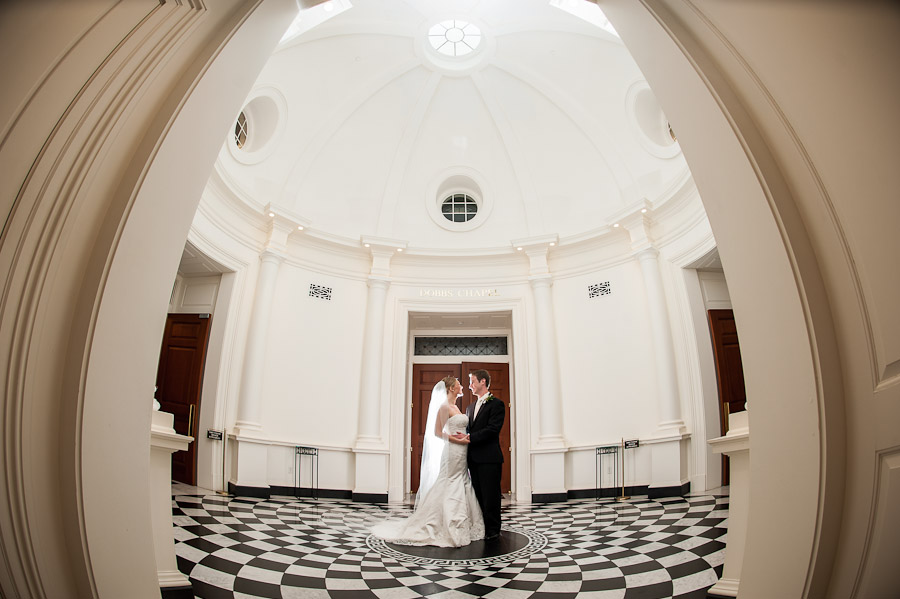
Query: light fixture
297,225,304,230
397,248,403,252
268,212,275,217
549,242,556,246
613,223,620,228
641,208,648,213
517,247,523,251
364,243,370,248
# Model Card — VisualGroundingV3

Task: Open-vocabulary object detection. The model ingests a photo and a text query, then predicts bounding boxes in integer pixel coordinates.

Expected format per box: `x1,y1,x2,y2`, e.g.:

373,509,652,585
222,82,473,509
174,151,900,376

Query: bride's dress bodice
445,413,468,435
371,412,485,547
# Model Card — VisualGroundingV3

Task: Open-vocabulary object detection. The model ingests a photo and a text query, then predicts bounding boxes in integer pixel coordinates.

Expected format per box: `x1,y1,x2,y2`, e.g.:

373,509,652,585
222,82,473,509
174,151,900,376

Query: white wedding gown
373,414,485,547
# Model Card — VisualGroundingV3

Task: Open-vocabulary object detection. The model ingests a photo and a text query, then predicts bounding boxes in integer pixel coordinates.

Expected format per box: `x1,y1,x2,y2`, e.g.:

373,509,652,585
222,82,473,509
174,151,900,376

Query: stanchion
615,438,630,501
595,445,618,500
295,446,319,499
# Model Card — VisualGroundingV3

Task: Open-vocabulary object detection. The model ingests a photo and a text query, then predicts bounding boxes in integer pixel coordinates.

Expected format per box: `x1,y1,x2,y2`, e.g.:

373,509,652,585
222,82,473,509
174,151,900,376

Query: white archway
4,1,895,597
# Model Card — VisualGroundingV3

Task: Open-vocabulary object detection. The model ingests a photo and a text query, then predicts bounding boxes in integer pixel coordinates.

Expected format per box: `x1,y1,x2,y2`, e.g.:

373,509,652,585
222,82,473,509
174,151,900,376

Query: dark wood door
155,313,211,485
410,364,461,493
462,361,512,495
708,309,747,484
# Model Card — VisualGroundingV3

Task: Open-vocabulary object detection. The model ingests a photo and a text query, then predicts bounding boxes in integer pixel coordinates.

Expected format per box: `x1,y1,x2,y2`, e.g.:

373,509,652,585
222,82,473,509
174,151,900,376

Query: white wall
260,264,367,446
554,261,660,446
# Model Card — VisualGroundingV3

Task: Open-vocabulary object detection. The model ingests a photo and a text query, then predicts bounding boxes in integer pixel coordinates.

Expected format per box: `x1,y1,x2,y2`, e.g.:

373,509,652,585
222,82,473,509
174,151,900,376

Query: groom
461,369,505,541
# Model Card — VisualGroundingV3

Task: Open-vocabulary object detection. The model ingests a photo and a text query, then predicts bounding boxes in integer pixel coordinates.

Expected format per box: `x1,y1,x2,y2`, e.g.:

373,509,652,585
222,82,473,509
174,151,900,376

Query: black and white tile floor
173,490,728,599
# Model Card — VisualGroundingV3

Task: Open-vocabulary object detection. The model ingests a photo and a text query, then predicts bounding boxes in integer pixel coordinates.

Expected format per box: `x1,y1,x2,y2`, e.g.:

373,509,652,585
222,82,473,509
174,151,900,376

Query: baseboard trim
160,585,193,599
352,492,389,503
532,492,568,503
227,482,270,498
269,486,352,500
648,481,691,498
567,485,649,499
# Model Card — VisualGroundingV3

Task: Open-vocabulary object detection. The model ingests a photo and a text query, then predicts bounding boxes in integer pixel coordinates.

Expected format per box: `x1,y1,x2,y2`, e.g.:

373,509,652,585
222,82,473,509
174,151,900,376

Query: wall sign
419,288,500,298
624,439,640,449
207,430,224,440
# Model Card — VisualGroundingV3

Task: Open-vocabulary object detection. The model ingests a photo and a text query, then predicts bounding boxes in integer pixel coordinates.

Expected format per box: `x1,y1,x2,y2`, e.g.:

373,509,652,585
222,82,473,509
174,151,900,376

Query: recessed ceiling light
613,223,620,228
549,242,556,246
268,212,275,217
297,225,304,230
397,248,403,252
364,243,370,248
641,208,648,213
517,247,523,251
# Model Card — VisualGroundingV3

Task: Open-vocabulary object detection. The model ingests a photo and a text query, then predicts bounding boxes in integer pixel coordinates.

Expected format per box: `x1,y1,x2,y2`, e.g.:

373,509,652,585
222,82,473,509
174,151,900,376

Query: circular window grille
441,194,478,223
234,112,249,149
428,20,482,57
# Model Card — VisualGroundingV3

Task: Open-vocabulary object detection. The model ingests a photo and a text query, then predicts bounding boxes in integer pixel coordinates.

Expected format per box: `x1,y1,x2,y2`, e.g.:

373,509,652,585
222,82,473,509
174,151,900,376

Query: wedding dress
372,413,485,547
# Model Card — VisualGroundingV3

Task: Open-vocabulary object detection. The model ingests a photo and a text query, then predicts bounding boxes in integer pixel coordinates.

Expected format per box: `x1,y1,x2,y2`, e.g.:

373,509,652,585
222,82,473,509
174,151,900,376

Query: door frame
388,299,530,504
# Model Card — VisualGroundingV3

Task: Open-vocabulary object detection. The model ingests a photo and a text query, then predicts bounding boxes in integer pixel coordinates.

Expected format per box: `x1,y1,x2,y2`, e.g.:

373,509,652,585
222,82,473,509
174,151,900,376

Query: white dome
214,0,686,251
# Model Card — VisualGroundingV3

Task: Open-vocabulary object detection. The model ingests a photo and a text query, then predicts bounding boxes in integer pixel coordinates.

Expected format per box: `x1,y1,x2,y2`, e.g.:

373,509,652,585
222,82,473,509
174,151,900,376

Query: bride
372,376,485,547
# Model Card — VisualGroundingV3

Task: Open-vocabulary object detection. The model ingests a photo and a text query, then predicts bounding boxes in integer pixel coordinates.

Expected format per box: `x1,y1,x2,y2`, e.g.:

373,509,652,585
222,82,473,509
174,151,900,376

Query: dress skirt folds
372,414,484,547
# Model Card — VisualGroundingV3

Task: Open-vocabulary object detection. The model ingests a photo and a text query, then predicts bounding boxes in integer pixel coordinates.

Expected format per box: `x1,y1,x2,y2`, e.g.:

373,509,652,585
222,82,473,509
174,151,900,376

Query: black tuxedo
466,394,505,537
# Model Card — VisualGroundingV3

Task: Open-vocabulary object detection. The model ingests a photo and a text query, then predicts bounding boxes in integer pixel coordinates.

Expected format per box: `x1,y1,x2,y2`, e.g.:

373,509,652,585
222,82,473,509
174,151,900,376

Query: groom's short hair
470,369,491,388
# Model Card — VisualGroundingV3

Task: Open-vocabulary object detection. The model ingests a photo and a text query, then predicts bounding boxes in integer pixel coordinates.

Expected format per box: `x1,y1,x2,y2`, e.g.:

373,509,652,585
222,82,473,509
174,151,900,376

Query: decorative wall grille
588,282,612,298
309,283,332,301
414,336,508,356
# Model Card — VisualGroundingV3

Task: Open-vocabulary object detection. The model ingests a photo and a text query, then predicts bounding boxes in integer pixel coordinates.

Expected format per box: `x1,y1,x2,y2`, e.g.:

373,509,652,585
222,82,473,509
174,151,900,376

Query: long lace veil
415,380,448,510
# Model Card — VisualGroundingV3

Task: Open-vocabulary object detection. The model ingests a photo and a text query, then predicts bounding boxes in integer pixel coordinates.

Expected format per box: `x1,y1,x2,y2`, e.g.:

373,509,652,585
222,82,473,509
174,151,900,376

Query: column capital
367,275,392,289
633,246,660,262
260,248,286,264
529,274,553,289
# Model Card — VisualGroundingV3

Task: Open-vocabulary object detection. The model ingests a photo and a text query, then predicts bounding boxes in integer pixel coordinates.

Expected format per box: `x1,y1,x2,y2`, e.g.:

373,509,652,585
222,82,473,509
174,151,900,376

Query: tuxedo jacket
466,394,505,464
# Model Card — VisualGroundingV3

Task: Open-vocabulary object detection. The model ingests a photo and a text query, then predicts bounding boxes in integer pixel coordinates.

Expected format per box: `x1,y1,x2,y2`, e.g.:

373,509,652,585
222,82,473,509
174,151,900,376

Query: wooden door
410,364,461,493
708,309,747,484
462,361,512,495
155,313,211,485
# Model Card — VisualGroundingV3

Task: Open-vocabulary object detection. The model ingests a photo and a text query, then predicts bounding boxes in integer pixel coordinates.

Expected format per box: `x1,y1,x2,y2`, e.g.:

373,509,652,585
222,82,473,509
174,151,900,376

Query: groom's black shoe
484,532,501,541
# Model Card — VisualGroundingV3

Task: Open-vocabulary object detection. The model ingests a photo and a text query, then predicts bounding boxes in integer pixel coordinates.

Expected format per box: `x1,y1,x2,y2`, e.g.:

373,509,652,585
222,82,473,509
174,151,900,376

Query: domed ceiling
213,0,688,251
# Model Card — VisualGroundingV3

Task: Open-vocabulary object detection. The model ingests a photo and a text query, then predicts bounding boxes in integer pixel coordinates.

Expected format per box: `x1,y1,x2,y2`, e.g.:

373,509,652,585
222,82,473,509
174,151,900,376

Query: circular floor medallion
366,526,547,567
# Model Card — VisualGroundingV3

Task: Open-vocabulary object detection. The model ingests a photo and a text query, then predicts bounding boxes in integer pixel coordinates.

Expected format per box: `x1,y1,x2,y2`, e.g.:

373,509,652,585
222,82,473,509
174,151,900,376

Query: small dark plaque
207,430,223,440
624,439,640,449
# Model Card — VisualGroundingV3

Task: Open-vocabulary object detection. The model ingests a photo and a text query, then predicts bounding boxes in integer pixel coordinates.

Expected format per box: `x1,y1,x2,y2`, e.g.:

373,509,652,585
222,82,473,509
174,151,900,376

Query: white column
530,275,564,446
356,276,390,447
149,410,192,592
708,410,751,597
636,247,685,433
234,249,284,434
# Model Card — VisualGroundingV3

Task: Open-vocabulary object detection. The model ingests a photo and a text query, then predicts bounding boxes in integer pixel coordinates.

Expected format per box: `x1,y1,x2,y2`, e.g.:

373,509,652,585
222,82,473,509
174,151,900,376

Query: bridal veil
415,379,448,509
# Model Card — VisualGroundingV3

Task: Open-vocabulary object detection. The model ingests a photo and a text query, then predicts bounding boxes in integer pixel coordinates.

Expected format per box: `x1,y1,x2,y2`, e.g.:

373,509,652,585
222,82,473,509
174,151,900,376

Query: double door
410,362,511,495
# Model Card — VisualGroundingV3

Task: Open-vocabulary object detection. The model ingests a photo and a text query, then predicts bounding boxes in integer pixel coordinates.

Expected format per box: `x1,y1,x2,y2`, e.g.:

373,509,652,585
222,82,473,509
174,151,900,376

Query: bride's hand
449,432,470,444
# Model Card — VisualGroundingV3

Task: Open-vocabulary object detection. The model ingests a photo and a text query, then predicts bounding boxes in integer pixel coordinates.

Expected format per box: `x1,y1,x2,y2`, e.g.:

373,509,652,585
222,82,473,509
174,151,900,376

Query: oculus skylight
428,20,482,57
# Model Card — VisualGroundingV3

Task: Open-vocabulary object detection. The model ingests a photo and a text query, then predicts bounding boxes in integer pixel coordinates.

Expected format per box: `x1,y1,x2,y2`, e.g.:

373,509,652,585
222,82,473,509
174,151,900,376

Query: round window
441,194,478,223
234,112,249,149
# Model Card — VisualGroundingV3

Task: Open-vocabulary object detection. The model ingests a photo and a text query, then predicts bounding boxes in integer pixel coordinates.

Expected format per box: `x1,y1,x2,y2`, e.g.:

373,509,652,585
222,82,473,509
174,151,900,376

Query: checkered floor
173,491,728,598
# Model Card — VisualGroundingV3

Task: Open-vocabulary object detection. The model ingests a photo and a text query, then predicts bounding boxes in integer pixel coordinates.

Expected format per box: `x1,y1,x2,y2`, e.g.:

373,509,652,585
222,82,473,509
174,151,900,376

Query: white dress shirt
472,392,490,420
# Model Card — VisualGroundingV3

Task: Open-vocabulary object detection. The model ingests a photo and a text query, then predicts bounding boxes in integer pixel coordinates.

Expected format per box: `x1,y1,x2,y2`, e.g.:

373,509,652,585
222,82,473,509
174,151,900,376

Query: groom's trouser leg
469,462,485,510
476,462,502,536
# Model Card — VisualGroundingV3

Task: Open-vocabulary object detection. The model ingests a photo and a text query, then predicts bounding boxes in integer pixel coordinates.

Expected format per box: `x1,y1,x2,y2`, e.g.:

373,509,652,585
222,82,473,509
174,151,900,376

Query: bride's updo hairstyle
441,375,458,394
